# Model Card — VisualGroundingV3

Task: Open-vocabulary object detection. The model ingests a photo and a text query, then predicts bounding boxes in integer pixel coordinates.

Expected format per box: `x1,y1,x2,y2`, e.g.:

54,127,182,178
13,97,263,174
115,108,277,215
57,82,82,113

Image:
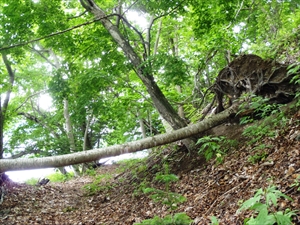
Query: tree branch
68,10,88,20
15,90,46,112
18,112,61,139
7,147,43,159
29,45,58,68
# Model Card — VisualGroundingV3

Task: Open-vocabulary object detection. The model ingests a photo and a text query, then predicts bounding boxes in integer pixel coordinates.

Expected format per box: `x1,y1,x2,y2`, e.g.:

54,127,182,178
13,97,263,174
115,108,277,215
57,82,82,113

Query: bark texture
0,54,15,159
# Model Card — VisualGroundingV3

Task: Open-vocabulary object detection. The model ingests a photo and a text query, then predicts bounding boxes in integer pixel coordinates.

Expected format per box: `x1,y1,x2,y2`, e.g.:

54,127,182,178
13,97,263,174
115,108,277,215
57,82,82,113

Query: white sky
126,10,149,29
38,93,53,111
6,168,55,182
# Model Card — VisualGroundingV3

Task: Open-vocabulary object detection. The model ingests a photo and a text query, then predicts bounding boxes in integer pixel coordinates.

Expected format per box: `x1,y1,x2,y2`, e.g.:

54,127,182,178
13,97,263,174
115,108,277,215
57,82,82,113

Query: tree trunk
0,104,238,172
0,98,3,159
137,109,147,139
0,54,15,159
63,99,76,153
79,0,189,136
83,110,93,151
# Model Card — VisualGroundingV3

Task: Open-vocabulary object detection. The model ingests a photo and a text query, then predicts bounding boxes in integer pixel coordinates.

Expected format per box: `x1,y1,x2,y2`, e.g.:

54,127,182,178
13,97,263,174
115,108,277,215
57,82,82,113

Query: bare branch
68,10,88,20
14,90,46,112
122,0,139,15
29,46,58,68
117,14,147,57
7,148,43,159
18,112,62,139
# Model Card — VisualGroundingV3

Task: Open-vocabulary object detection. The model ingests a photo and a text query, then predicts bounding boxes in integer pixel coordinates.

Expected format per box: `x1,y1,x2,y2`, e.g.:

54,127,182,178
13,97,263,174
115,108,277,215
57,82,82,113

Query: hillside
1,104,300,225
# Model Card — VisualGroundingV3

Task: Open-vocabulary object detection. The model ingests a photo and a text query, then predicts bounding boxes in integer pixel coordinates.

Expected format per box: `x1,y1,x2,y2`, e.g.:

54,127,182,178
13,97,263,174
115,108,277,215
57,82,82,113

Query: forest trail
1,109,300,224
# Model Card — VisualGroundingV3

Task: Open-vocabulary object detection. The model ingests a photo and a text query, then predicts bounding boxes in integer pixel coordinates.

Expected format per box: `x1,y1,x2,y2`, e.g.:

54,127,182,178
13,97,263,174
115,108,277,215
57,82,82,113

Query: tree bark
137,109,147,138
0,54,15,159
0,104,238,172
63,99,76,153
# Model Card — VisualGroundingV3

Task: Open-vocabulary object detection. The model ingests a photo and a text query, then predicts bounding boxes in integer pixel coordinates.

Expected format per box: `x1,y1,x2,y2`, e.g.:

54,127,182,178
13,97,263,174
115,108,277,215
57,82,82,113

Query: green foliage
133,180,150,197
192,0,238,37
83,174,114,196
290,175,300,191
287,64,300,78
242,121,274,145
62,206,77,213
133,0,186,16
239,94,289,145
116,158,147,174
1,0,300,174
147,53,189,86
143,165,185,210
143,186,186,211
242,107,288,145
247,144,272,164
25,177,39,186
84,168,97,176
289,64,300,107
46,171,74,182
137,164,192,225
237,185,297,225
134,212,192,225
248,152,268,164
237,94,280,125
210,216,219,225
196,136,235,163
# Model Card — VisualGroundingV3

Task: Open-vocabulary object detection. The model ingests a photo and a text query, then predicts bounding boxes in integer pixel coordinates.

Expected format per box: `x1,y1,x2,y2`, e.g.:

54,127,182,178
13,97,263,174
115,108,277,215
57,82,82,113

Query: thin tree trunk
137,109,147,138
176,85,185,118
0,54,15,159
63,99,80,175
0,96,3,160
153,20,162,55
83,110,93,151
63,99,76,152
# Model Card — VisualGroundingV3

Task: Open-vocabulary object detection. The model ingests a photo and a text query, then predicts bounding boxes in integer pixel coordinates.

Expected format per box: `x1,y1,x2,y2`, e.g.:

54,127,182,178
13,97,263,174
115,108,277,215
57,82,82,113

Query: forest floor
1,107,300,225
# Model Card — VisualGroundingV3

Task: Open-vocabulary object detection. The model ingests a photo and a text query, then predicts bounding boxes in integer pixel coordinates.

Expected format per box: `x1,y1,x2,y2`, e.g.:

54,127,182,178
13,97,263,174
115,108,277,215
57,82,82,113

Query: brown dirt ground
1,110,300,225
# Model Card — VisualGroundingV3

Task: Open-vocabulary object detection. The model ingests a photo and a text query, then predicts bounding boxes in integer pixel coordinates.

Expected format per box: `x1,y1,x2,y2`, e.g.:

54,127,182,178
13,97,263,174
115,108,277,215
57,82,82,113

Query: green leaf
237,195,261,213
210,216,219,225
173,213,193,224
273,211,294,225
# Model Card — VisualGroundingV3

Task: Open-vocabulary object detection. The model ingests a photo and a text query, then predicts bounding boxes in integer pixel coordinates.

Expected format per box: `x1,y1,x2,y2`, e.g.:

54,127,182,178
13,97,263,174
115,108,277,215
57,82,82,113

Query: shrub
237,185,297,225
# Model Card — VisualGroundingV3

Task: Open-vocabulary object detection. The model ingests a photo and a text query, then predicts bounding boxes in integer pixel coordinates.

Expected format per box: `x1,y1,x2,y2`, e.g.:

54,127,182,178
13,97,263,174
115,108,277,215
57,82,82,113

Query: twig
0,186,5,204
204,179,247,216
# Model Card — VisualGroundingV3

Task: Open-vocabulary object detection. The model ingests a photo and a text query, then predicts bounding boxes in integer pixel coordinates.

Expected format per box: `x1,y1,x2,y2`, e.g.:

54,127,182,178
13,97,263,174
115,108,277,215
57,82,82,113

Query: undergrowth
135,164,192,225
237,185,297,225
83,173,114,196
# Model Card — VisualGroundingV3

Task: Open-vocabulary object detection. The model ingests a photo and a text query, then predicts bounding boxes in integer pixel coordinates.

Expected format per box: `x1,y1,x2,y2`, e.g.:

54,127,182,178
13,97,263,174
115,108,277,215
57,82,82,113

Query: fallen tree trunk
0,105,238,172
